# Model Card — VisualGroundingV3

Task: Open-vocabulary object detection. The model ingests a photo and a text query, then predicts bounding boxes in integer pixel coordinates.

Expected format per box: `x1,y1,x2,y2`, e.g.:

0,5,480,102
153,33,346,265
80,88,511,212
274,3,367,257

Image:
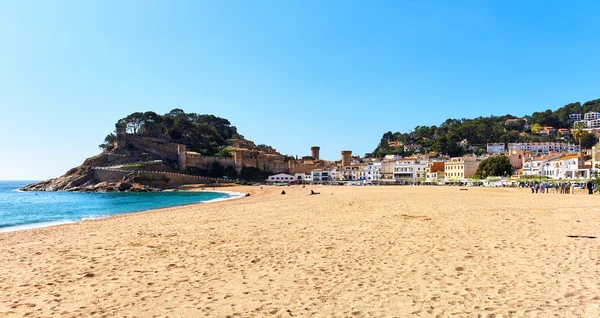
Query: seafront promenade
1,185,599,317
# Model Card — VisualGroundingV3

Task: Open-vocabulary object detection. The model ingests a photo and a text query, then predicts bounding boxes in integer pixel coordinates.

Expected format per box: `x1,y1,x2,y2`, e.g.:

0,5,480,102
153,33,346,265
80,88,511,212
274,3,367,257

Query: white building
384,154,402,161
587,119,600,128
266,173,296,183
311,168,339,183
403,144,422,152
358,162,381,182
295,173,312,182
542,154,589,179
522,153,561,177
569,113,582,121
487,143,506,154
507,142,580,154
584,112,600,121
392,159,427,182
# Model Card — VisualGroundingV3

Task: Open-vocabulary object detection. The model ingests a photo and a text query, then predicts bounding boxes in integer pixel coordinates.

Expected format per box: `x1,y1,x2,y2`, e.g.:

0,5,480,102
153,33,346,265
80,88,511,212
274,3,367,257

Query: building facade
507,142,580,154
487,143,506,154
444,156,481,180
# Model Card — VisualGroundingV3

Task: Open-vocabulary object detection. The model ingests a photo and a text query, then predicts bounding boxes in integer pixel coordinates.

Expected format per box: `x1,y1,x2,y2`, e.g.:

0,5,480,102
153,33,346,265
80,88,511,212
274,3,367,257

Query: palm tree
572,122,587,169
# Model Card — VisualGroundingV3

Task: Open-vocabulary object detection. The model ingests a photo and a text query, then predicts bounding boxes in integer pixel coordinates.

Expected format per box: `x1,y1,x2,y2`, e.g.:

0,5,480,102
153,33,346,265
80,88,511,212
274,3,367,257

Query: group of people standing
523,181,597,195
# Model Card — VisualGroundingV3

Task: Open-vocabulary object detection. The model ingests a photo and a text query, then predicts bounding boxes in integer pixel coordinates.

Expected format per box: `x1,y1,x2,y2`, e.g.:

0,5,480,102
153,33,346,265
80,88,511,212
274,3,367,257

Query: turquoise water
0,181,235,231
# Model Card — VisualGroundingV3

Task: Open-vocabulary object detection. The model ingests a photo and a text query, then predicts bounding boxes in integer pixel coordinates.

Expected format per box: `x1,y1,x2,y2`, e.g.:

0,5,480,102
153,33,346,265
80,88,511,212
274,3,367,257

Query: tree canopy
474,156,512,179
368,97,600,158
114,109,245,156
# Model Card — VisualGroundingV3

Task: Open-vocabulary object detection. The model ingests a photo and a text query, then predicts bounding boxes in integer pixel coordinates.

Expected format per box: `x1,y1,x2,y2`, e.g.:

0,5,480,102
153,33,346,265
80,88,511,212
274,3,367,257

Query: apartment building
444,156,481,179
393,159,427,182
311,168,339,183
584,112,600,121
507,142,580,154
487,143,506,154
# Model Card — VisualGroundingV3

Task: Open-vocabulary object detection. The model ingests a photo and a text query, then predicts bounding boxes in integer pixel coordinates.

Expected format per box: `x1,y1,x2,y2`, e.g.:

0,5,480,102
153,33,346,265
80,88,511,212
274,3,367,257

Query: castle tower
115,123,127,150
177,144,187,170
341,150,352,167
311,146,320,160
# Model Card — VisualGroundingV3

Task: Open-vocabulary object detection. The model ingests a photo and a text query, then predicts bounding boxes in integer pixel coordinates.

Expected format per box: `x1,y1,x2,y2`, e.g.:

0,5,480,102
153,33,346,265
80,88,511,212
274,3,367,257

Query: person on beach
587,181,593,195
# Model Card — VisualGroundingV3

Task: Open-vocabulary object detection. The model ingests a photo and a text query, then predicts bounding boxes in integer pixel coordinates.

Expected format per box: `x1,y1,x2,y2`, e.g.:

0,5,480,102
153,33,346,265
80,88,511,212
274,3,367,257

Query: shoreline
0,189,246,233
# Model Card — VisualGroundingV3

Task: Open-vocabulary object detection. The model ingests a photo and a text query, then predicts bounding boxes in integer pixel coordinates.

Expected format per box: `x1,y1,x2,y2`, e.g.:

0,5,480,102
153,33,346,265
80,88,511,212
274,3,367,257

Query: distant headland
20,109,331,192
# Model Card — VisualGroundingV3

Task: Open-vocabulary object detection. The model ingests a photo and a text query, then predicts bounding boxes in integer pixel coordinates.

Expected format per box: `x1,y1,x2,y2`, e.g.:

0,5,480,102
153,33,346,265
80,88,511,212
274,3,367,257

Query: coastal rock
19,152,162,193
118,182,132,191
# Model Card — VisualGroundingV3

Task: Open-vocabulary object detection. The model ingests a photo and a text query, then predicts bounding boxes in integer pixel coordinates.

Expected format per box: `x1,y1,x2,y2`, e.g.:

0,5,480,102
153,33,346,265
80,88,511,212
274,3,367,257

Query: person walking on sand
587,180,593,195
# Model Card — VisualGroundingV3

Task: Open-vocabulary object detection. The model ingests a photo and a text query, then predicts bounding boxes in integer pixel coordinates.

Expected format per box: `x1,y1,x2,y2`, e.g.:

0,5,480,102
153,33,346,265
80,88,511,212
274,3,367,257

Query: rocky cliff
20,153,161,192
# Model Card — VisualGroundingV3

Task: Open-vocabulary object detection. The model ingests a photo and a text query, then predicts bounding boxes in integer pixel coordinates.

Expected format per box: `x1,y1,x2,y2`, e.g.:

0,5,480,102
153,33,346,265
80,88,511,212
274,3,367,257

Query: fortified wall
126,135,180,162
92,167,229,186
114,124,323,175
184,152,236,170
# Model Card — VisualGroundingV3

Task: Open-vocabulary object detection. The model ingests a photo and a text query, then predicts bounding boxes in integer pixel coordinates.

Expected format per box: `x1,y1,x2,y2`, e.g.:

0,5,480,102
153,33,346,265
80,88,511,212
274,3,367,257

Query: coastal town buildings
584,112,600,121
311,167,339,183
557,128,571,136
507,142,580,154
392,159,427,182
487,143,506,154
426,161,445,181
569,113,582,121
444,156,481,180
541,126,556,136
522,153,562,177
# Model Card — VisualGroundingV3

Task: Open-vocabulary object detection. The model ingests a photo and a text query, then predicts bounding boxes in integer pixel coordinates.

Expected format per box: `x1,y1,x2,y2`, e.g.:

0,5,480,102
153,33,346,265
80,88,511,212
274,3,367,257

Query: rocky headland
20,153,162,192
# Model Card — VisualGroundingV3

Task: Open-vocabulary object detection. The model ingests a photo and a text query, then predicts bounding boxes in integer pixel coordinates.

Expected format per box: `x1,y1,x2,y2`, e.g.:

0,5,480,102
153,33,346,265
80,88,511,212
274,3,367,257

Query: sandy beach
1,185,599,317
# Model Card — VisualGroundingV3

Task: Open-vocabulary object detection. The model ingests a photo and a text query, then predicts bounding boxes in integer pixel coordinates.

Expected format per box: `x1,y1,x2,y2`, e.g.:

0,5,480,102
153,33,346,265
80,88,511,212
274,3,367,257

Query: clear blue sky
1,0,599,180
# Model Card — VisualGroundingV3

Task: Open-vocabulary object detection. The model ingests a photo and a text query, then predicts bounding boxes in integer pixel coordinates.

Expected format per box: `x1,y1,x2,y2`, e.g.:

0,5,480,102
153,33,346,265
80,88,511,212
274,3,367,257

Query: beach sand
1,185,599,317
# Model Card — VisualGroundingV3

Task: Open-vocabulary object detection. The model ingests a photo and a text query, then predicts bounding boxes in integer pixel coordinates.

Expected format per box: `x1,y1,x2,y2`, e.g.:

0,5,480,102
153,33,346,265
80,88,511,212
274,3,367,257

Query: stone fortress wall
92,167,228,186
114,123,327,176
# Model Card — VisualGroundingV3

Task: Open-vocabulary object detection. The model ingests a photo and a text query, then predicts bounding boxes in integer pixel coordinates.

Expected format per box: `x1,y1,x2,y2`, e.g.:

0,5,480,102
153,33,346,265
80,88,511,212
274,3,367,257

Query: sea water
0,181,236,232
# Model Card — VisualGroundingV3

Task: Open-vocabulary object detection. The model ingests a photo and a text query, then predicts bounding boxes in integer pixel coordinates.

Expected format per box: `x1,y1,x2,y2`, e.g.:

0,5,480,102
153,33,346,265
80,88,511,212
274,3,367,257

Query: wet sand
1,185,599,317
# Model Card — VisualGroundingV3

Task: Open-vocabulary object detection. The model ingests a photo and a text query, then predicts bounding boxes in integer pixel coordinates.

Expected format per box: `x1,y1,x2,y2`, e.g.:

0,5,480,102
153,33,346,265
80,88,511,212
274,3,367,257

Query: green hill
368,98,600,158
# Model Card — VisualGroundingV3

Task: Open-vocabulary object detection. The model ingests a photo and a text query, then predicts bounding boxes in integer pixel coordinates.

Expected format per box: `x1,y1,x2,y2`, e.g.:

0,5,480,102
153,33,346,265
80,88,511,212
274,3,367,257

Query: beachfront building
507,142,580,154
444,156,481,180
295,173,312,182
358,162,381,182
487,143,506,154
379,161,395,182
311,167,339,183
543,154,589,179
340,165,361,181
426,161,445,181
266,173,296,183
522,153,561,177
557,128,571,136
392,159,427,183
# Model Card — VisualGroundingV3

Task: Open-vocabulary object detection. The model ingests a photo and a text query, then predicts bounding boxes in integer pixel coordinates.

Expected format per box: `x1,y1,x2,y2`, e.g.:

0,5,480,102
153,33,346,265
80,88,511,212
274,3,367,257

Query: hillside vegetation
100,109,244,156
368,98,600,158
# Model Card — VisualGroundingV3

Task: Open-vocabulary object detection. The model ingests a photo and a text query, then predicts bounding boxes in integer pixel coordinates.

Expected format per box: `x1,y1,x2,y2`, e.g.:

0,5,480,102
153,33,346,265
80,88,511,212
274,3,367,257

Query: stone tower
115,123,127,150
177,144,187,170
341,150,352,167
311,146,320,160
